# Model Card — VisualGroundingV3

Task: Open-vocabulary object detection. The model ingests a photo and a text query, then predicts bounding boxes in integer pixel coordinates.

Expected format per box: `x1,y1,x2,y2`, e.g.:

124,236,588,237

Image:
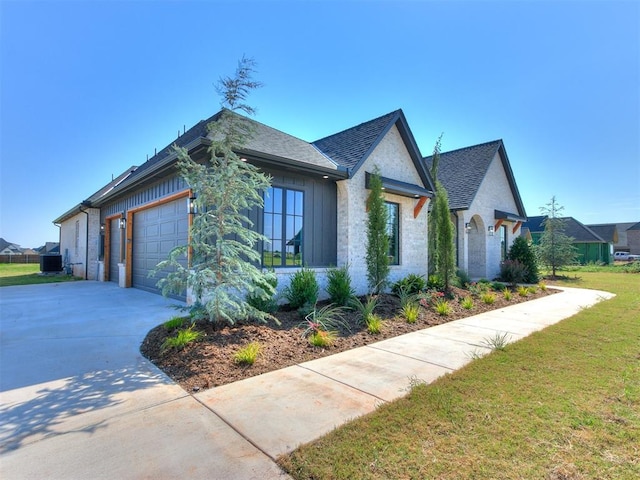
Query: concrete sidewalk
0,282,613,479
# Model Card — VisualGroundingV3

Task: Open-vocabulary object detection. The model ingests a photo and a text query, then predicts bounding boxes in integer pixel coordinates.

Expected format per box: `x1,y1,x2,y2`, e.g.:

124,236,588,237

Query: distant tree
366,167,390,294
154,57,275,325
536,196,577,278
507,236,539,283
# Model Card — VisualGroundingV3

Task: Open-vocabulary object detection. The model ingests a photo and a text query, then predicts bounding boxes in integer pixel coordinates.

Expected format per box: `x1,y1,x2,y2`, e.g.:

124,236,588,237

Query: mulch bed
141,286,558,393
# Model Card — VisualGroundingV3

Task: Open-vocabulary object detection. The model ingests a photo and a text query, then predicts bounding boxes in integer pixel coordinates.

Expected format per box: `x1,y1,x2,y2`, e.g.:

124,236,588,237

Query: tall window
74,220,80,257
500,225,508,261
386,202,399,265
263,187,304,267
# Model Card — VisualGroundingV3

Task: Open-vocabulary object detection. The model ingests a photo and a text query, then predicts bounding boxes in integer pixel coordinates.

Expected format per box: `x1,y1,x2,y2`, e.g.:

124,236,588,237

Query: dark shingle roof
585,224,617,243
312,110,401,171
524,216,607,243
628,221,640,231
425,140,526,217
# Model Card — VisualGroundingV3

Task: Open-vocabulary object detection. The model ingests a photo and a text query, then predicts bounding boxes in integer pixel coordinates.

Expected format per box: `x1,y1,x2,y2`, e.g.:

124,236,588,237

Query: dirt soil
141,286,557,393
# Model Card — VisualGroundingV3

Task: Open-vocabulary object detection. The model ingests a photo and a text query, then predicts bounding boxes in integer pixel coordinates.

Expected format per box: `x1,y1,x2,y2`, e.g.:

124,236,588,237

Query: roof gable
524,216,607,243
425,140,526,217
313,110,434,191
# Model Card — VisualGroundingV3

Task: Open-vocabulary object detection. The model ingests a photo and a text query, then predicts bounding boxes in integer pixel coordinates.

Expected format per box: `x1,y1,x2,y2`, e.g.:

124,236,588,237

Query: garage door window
263,187,304,267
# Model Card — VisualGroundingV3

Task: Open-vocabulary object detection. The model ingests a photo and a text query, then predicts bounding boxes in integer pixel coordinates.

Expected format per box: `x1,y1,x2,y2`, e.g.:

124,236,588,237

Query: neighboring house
55,109,435,300
627,221,640,255
425,140,527,280
36,242,60,255
0,238,23,255
523,216,611,264
53,167,138,279
586,222,637,254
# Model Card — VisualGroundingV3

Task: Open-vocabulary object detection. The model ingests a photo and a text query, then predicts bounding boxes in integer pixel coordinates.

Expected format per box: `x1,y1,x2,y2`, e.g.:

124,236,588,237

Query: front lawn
279,270,640,479
0,263,81,287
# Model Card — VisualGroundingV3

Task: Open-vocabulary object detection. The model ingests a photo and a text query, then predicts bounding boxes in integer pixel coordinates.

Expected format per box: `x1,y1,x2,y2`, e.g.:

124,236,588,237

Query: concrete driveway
0,281,289,480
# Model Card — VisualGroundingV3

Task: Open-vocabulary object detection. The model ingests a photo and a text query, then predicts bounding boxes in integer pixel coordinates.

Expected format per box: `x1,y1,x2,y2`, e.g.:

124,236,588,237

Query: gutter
79,201,91,280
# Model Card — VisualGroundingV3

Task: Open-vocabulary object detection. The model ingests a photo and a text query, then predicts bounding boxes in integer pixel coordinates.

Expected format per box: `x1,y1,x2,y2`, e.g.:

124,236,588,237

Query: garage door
132,198,188,298
109,218,120,284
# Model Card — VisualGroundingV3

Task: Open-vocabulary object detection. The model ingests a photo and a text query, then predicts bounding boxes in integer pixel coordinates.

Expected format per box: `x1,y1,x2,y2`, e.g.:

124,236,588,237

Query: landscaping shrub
234,341,262,365
366,314,383,333
434,299,452,316
308,330,337,347
460,297,474,310
326,265,355,306
283,267,319,311
162,325,203,351
246,273,279,314
427,274,444,290
500,259,529,287
392,274,427,295
507,236,539,283
481,292,496,305
402,303,420,323
350,295,379,327
456,269,471,287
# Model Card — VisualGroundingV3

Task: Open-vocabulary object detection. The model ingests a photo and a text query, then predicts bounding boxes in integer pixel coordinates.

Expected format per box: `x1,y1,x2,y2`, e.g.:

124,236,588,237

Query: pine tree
366,167,390,294
537,196,577,279
154,57,275,325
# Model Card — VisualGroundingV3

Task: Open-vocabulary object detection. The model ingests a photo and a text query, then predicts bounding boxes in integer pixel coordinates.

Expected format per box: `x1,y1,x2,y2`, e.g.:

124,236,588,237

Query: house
425,140,527,280
523,216,611,264
53,167,138,279
36,242,60,255
0,238,23,256
587,222,638,254
627,221,640,255
55,109,435,300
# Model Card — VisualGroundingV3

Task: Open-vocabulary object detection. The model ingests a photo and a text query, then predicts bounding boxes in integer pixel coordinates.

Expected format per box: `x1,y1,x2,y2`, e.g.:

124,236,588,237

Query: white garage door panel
133,198,188,298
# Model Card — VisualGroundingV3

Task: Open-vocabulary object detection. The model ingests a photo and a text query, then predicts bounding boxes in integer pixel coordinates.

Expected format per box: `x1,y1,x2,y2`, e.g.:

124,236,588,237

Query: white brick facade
59,208,101,280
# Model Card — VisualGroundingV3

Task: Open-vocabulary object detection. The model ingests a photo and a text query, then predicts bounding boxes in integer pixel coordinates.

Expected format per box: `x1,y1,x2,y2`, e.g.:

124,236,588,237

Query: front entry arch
467,215,486,279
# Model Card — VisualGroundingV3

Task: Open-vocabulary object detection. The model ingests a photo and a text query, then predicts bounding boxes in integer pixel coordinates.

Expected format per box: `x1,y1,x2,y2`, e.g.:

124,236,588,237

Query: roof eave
240,149,349,180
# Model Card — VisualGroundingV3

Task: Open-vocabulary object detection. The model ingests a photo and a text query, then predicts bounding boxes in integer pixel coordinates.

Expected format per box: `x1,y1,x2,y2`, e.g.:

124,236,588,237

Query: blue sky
1,0,638,248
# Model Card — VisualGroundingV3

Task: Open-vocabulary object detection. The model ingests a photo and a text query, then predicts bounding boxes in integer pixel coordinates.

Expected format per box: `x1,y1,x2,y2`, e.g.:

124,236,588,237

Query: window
263,187,304,267
386,202,399,265
74,220,80,257
500,225,508,261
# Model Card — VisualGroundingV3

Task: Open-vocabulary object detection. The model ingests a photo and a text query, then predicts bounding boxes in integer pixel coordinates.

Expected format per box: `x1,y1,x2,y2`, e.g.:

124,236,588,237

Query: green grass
279,270,640,479
0,263,81,287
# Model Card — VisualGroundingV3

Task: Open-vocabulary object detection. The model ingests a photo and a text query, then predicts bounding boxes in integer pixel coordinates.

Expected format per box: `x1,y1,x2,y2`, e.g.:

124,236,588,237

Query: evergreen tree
433,181,456,291
154,57,275,325
537,196,577,278
427,134,443,274
366,167,390,294
507,236,539,283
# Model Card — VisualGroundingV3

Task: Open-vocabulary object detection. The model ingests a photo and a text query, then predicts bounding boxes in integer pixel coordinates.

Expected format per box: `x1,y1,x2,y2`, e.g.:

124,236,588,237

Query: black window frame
385,201,400,265
262,186,305,268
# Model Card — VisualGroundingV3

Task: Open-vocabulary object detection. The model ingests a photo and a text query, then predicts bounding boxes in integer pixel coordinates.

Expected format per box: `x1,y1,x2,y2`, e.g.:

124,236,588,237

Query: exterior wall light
100,223,105,234
119,217,126,229
188,195,197,214
465,222,472,233
488,225,495,236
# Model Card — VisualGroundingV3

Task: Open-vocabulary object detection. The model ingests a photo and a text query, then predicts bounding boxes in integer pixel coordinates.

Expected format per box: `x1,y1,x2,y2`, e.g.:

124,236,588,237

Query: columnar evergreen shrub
283,267,319,314
366,167,390,294
326,265,355,306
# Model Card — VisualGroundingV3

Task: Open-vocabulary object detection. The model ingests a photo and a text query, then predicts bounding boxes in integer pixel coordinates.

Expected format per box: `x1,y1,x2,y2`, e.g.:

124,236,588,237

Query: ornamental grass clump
460,297,474,310
503,288,513,301
163,316,186,330
481,292,496,305
517,286,530,297
350,295,379,327
402,302,420,324
299,304,349,338
434,299,452,316
234,341,262,365
366,314,383,334
308,330,337,347
162,325,203,352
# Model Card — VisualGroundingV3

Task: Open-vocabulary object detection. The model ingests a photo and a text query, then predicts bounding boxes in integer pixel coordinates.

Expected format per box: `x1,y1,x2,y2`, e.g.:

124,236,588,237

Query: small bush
392,274,426,295
460,297,474,310
350,295,379,326
402,302,420,323
234,341,262,365
396,286,420,309
455,269,471,287
300,304,349,337
326,265,356,307
427,274,444,290
246,273,279,314
508,236,539,283
162,325,203,351
481,292,496,305
366,314,383,334
434,299,452,316
503,288,513,301
538,282,547,291
308,330,337,347
621,260,640,273
517,286,529,297
284,267,319,311
468,282,489,297
500,259,529,287
163,316,186,330
527,285,538,294
491,281,506,291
